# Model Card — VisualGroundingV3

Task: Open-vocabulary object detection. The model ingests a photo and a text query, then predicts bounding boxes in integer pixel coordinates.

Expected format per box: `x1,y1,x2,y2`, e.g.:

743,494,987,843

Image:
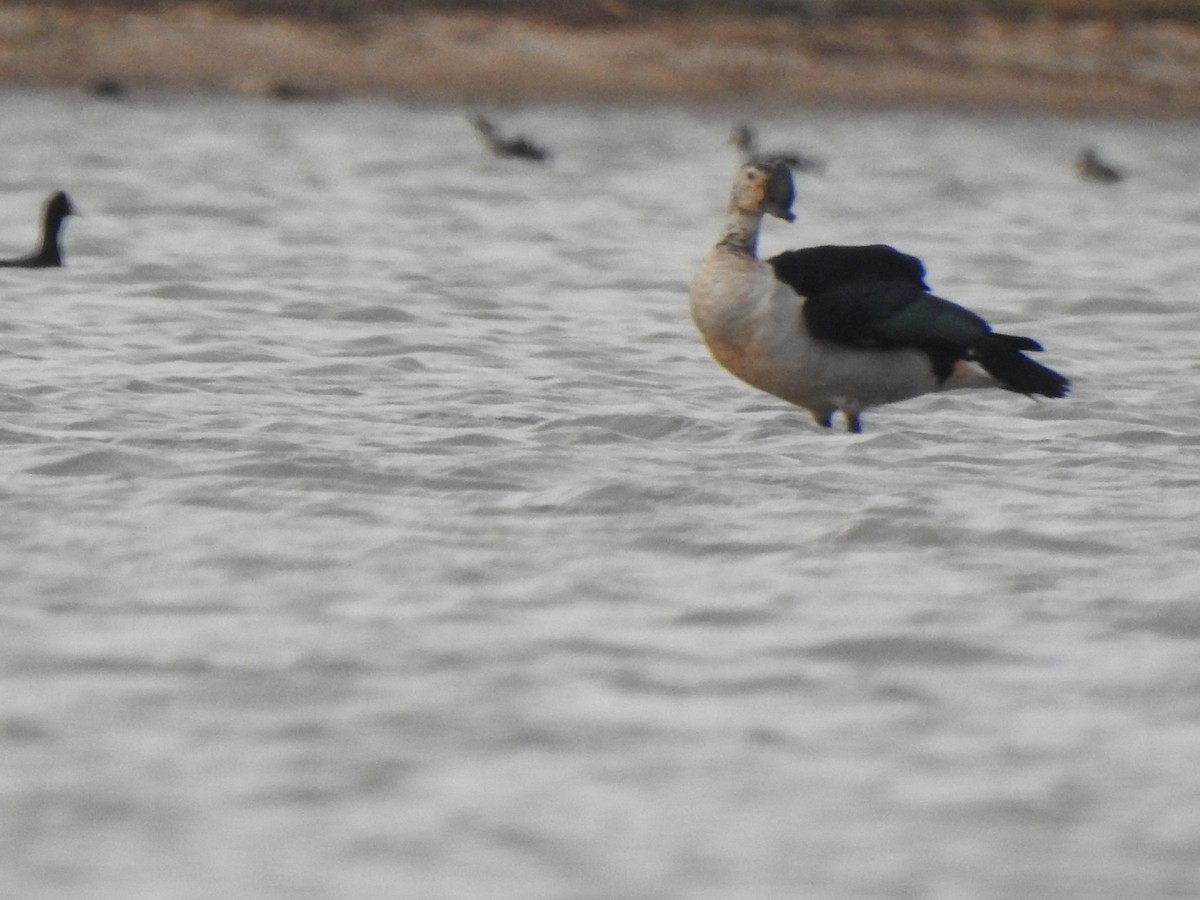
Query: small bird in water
1075,146,1124,184
88,77,128,99
729,123,823,174
688,162,1069,433
469,115,550,163
0,191,77,268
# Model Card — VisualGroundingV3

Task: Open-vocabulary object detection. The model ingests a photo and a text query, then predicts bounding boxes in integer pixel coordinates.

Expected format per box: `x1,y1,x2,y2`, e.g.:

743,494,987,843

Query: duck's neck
39,210,64,263
716,208,763,258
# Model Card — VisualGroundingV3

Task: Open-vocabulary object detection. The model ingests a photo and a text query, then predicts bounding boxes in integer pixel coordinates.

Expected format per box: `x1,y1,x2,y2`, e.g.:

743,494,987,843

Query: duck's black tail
972,333,1070,398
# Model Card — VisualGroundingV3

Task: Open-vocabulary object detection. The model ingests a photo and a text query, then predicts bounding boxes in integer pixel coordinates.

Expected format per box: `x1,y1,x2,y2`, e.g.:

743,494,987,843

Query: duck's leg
812,410,833,429
844,410,863,434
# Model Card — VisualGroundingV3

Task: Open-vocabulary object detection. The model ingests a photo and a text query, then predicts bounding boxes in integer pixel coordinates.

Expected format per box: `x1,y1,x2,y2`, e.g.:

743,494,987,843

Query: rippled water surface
4,90,1200,898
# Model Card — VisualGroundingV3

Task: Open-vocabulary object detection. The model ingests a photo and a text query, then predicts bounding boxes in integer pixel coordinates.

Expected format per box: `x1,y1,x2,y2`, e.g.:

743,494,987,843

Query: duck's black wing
768,244,929,298
506,138,549,162
802,280,988,350
801,279,1069,398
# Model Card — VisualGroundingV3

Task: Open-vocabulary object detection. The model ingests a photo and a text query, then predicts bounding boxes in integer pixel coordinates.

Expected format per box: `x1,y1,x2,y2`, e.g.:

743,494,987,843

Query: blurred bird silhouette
470,115,550,163
730,123,823,173
0,191,77,268
1075,146,1124,184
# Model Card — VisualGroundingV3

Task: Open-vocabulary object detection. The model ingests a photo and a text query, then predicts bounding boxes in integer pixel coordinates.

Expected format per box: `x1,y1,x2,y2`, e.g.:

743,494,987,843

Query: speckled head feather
730,162,795,223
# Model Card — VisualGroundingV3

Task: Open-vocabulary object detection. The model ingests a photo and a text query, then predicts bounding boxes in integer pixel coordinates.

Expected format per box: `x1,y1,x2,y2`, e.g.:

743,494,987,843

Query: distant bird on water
88,77,129,99
0,191,77,269
469,115,550,163
688,162,1069,433
730,123,823,174
1076,146,1124,184
266,79,339,101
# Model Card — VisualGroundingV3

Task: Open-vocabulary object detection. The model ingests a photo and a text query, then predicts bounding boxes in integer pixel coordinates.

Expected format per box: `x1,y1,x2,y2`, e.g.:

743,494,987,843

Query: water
2,89,1200,898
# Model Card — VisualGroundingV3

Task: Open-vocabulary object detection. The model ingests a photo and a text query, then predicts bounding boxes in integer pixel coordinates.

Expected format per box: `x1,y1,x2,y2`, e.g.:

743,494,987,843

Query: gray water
2,90,1200,899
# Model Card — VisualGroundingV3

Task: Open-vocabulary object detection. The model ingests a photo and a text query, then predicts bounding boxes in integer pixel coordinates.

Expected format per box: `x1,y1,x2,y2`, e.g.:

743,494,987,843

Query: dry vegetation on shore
29,1,1200,22
4,1,1200,113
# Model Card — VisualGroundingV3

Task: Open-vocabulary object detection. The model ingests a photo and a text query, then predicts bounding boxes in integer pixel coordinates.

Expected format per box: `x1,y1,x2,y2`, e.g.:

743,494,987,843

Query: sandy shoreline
3,3,1200,114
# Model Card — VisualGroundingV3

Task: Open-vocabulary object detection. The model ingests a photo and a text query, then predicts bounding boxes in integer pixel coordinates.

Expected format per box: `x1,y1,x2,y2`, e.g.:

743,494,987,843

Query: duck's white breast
688,250,945,413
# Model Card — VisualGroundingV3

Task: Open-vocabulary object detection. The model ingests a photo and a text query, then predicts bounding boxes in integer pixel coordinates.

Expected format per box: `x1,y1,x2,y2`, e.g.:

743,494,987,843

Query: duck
687,162,1069,433
1075,146,1123,184
730,123,823,174
267,80,337,101
88,77,128,99
469,115,550,163
0,191,77,268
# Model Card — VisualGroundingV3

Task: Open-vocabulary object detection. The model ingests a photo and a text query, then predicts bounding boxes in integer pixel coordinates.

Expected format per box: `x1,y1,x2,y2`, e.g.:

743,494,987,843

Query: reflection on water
2,91,1200,898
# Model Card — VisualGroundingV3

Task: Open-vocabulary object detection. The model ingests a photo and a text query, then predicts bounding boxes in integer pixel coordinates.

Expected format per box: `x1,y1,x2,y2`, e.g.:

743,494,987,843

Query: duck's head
729,124,753,152
469,115,495,136
730,161,795,222
47,191,76,221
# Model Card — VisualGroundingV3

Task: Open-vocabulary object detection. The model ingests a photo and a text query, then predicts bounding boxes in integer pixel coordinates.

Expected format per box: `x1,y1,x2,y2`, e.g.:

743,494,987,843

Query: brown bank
3,2,1200,114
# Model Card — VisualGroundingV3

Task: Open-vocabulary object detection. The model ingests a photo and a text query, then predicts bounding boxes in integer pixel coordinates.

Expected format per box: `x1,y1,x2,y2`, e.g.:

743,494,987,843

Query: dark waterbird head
47,191,76,223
